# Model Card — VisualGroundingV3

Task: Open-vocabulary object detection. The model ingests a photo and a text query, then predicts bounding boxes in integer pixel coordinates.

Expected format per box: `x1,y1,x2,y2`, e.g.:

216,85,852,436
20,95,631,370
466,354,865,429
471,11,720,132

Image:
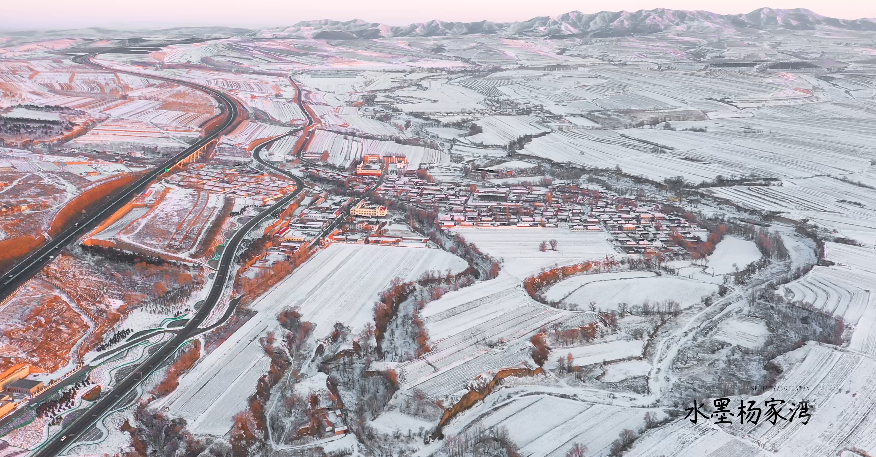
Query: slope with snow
160,244,466,435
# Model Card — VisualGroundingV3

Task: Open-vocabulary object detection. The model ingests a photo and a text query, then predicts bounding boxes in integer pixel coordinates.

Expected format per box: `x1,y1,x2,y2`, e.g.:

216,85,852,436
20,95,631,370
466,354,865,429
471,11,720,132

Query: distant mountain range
281,8,876,39
3,8,876,40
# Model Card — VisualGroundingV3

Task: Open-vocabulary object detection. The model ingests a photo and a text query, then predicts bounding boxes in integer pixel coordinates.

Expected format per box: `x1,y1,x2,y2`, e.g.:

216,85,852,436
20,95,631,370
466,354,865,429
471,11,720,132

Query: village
292,151,707,259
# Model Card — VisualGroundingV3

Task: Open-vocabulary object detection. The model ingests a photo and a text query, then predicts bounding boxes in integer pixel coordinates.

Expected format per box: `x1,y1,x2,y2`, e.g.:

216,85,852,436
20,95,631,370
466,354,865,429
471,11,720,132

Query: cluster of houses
302,167,379,194
374,176,598,228
167,165,296,205
292,160,706,258
371,175,705,255
589,200,705,255
353,154,409,177
0,364,45,418
273,195,354,249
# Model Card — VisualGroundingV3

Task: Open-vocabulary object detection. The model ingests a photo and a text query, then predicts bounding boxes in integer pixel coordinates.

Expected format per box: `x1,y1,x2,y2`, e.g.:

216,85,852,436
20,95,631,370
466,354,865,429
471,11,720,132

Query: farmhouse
4,379,45,397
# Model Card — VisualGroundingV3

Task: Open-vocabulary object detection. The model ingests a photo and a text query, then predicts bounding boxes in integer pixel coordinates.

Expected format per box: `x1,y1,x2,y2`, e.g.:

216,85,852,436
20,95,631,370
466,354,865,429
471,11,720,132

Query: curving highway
0,54,240,303
33,68,319,457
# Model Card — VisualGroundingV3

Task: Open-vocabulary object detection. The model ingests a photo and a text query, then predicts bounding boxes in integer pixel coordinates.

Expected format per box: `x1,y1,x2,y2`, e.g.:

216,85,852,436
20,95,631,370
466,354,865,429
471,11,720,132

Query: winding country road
32,57,317,457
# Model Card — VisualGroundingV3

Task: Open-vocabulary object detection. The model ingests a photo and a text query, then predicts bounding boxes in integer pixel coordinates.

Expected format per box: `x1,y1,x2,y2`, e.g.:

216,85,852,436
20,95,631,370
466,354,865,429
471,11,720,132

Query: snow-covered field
398,276,571,401
460,115,549,147
602,360,652,383
544,272,655,302
706,236,762,275
713,317,769,349
628,344,876,457
161,244,466,435
546,340,644,369
303,129,446,169
544,272,718,311
450,226,616,277
12,27,876,457
444,393,664,457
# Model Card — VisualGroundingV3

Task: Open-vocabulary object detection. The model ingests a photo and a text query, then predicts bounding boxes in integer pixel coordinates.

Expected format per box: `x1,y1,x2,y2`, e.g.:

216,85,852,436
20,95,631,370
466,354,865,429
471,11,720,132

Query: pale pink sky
1,0,873,31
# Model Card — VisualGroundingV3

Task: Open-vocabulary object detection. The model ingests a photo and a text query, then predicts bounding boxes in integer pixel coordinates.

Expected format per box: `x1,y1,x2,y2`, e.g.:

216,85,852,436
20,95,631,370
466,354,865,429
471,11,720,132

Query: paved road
35,72,319,457
34,140,306,457
0,54,239,303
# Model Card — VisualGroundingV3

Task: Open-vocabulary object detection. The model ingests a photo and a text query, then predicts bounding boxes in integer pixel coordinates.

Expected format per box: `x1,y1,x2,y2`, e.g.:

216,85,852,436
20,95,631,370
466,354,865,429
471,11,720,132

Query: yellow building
0,399,15,419
350,200,388,217
0,364,30,391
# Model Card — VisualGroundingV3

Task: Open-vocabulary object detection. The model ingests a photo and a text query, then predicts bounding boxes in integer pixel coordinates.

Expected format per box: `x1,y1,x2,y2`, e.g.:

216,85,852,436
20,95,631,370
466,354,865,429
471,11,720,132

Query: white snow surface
627,344,876,457
544,272,717,311
160,244,466,435
545,340,644,369
442,392,665,457
601,360,653,383
713,317,769,349
450,226,616,278
706,236,763,275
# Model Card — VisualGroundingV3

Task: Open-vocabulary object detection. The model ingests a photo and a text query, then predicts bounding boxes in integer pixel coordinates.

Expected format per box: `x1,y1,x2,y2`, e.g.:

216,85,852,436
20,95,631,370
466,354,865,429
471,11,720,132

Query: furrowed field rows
400,282,570,399
781,267,870,323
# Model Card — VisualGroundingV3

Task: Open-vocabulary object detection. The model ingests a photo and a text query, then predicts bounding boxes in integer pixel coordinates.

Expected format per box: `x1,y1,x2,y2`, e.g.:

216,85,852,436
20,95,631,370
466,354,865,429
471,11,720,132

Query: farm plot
625,345,876,457
444,394,664,457
393,83,486,113
397,276,574,400
296,74,368,94
544,272,654,301
713,316,769,349
338,112,403,137
303,129,445,169
449,226,615,278
264,134,300,162
460,115,549,147
706,236,762,275
780,267,871,324
825,242,876,275
625,420,766,457
117,187,225,258
247,97,305,124
721,344,876,457
812,243,876,356
621,128,872,180
520,130,730,184
68,119,195,152
707,182,876,244
546,273,718,312
602,360,652,383
545,340,644,369
91,207,150,241
162,244,466,435
220,120,291,148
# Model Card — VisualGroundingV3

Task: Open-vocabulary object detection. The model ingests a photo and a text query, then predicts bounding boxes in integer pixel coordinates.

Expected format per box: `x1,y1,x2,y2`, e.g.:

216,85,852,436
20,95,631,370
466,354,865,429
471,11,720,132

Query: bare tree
610,428,638,456
539,241,548,252
549,239,558,251
644,411,657,429
566,442,588,457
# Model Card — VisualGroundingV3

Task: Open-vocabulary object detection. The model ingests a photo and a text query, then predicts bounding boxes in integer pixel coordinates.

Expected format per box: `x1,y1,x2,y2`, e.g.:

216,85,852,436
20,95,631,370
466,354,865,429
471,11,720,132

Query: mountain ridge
3,8,875,40
270,7,876,39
